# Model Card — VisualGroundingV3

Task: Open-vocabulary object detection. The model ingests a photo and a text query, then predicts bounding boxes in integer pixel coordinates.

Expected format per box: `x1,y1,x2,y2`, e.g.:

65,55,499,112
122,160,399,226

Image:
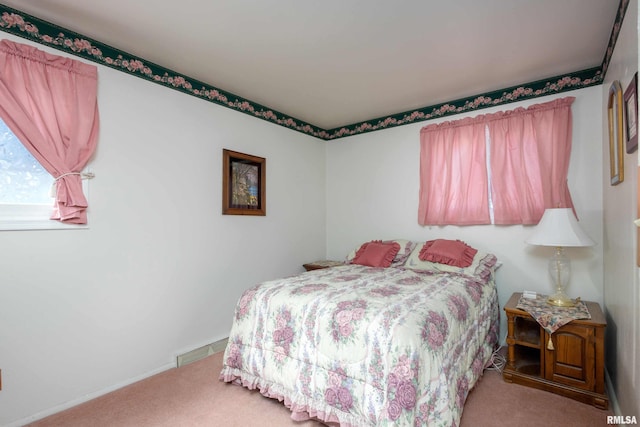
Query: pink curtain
530,97,575,212
418,97,575,226
488,97,575,224
0,40,99,224
418,117,490,225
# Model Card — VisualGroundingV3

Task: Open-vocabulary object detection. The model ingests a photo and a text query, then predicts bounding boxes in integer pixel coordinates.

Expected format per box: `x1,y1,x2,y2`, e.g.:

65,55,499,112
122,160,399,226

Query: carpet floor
26,351,613,427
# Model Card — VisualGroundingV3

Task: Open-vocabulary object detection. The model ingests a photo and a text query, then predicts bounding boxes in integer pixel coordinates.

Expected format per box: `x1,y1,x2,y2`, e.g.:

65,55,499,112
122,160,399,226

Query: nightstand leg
506,313,516,370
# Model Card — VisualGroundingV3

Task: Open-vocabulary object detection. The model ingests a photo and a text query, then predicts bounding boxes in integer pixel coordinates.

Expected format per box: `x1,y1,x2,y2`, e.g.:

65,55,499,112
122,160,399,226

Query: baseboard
605,368,622,416
9,337,230,427
7,361,175,427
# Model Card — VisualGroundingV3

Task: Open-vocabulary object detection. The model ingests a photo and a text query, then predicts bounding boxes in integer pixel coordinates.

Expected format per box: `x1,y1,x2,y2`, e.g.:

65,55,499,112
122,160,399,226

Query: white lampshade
526,208,594,307
526,208,595,247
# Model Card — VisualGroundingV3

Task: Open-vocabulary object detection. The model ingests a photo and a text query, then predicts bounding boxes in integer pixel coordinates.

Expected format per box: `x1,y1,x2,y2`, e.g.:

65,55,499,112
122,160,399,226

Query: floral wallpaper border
0,0,629,141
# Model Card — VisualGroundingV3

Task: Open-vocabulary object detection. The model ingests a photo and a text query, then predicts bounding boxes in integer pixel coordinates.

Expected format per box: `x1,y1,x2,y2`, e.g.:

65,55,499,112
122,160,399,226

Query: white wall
326,87,604,343
602,0,640,418
0,34,327,426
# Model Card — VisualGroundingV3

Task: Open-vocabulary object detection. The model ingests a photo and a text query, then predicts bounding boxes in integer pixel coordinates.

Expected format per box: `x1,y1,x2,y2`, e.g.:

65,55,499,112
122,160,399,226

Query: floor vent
176,338,228,367
210,338,229,354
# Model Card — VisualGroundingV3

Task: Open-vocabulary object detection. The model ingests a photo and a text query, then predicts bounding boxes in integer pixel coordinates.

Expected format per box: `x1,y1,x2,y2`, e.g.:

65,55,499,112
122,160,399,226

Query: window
0,118,89,230
418,97,576,226
0,40,99,229
0,118,53,203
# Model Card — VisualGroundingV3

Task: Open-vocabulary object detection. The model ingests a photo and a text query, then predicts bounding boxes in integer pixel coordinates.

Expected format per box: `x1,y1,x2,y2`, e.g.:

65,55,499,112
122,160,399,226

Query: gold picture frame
222,149,266,216
608,80,624,185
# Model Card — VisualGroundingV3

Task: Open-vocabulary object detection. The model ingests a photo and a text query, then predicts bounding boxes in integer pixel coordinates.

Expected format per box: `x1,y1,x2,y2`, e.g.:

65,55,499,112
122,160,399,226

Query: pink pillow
351,241,401,268
418,239,477,267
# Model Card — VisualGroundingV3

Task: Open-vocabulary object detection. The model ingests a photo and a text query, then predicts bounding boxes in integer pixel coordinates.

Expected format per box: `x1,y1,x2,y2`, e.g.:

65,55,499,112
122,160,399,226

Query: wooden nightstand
503,292,608,409
302,260,344,271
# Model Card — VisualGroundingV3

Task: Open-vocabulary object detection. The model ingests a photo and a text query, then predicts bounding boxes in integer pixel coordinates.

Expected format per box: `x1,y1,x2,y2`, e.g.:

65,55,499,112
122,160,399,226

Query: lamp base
547,247,576,307
547,292,580,307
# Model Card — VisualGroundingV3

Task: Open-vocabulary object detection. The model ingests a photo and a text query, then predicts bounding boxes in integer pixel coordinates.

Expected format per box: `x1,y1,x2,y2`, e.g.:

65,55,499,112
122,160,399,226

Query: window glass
0,119,53,204
0,118,90,230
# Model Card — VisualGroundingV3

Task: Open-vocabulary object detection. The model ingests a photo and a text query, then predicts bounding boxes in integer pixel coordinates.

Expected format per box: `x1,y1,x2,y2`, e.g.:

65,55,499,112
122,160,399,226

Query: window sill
0,219,89,231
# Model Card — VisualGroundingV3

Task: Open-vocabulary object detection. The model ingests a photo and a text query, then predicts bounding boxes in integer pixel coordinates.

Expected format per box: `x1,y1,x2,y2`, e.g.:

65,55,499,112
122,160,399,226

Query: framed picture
222,149,266,216
624,72,638,154
608,80,624,186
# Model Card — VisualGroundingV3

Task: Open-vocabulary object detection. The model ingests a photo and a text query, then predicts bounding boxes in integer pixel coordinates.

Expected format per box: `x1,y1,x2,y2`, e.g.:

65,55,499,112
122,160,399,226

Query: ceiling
0,0,623,132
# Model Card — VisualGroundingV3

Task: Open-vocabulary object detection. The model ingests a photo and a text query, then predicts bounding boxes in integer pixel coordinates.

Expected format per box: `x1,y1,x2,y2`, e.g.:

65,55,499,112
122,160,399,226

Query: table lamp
525,208,595,307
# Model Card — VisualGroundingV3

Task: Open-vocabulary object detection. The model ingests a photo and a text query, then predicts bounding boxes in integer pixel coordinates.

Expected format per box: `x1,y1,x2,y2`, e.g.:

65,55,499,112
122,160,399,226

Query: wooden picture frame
624,72,638,154
608,80,624,185
222,149,266,216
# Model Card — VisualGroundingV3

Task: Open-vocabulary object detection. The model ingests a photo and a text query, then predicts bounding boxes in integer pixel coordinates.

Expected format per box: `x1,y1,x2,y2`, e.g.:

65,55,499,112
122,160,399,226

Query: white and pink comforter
219,263,499,426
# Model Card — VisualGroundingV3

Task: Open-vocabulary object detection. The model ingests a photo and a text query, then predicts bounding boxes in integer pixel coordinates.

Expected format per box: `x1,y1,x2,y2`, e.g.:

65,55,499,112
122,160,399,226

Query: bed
219,239,500,426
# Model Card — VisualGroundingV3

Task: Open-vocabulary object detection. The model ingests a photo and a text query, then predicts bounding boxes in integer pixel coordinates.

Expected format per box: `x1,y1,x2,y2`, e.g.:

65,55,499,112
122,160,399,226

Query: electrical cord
485,345,506,373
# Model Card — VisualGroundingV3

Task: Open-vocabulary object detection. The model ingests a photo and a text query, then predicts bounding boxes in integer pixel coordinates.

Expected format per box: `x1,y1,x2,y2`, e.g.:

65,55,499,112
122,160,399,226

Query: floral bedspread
219,264,499,427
